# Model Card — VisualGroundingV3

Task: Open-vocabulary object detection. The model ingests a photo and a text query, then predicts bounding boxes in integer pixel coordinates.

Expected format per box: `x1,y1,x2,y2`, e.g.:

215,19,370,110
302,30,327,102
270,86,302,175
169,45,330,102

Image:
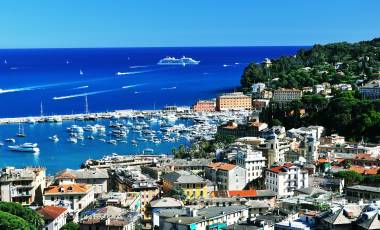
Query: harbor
0,107,251,174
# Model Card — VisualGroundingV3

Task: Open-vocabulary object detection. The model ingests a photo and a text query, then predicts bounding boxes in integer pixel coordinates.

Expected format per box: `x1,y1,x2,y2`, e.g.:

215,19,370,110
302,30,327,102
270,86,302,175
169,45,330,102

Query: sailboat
16,123,26,137
66,59,70,64
79,69,84,75
4,59,7,64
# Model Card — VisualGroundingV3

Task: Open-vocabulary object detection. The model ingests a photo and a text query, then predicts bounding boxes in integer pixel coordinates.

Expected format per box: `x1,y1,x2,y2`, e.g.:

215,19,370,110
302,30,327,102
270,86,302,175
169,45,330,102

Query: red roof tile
208,162,236,171
228,190,257,197
38,206,66,220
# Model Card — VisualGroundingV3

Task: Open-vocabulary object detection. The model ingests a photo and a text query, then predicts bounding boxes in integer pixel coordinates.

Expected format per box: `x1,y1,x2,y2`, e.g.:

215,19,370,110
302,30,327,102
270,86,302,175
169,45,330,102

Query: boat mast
85,95,89,114
40,101,44,117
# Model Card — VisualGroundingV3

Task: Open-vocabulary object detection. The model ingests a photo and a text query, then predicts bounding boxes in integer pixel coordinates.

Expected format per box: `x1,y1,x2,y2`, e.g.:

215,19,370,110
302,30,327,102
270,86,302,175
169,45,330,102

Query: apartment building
216,92,252,111
265,163,308,197
162,170,208,200
0,167,46,206
235,147,266,183
205,162,246,190
273,88,303,103
193,100,216,112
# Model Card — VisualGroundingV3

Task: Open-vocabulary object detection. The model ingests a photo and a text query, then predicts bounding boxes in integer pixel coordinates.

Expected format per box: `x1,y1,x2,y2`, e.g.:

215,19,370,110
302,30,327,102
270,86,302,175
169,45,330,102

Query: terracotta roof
55,172,76,180
354,153,375,160
208,162,236,171
38,206,66,220
318,158,329,164
349,166,379,175
229,190,257,197
268,163,294,173
364,168,378,175
44,183,92,194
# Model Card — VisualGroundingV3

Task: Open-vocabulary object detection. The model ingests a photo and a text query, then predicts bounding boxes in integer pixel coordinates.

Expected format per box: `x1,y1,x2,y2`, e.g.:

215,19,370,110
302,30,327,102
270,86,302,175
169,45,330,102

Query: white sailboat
80,69,84,75
4,59,7,64
16,123,26,137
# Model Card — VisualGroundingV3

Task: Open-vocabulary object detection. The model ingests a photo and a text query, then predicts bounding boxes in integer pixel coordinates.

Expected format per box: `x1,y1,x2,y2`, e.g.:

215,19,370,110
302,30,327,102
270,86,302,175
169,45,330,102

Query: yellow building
216,92,252,111
161,170,207,200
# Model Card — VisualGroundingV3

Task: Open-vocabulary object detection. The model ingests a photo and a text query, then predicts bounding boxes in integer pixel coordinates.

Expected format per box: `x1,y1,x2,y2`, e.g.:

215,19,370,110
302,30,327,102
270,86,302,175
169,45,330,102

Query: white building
37,206,67,230
205,162,247,190
43,182,95,221
235,147,266,183
252,83,266,93
265,163,309,197
272,88,303,103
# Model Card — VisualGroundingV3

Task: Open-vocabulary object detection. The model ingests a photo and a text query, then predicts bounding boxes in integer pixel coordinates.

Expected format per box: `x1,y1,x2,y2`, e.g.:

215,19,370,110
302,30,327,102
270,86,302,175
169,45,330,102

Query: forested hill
241,38,380,91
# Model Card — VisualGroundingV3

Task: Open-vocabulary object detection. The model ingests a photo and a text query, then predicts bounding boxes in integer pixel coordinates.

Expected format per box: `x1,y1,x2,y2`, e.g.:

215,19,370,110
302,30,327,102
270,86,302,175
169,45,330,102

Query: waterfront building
192,99,216,112
205,162,247,190
216,92,252,111
161,170,208,200
79,206,140,230
359,80,380,99
345,185,380,203
155,206,249,230
265,163,309,197
55,168,109,196
217,119,268,138
37,206,67,230
0,167,46,206
235,147,266,183
43,183,95,221
272,88,303,103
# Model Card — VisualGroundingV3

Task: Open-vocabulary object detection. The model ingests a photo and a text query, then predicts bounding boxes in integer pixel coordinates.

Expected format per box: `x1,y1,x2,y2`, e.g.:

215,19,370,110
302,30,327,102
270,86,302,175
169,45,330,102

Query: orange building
216,92,252,111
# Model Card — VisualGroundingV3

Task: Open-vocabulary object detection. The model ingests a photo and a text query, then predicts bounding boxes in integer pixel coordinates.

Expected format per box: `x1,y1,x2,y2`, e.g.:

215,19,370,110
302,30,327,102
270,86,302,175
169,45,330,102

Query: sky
0,0,379,48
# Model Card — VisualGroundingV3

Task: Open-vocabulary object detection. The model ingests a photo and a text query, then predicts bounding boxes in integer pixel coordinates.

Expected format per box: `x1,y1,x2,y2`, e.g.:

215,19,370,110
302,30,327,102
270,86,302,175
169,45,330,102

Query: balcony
11,192,31,198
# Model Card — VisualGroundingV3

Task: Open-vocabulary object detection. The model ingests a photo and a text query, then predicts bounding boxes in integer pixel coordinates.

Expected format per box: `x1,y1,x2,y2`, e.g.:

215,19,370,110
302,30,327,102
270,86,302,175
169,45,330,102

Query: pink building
193,100,216,112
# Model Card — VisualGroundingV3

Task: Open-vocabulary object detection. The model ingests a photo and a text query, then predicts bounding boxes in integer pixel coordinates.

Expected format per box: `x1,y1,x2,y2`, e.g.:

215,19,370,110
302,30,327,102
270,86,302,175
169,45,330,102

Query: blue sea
0,47,304,174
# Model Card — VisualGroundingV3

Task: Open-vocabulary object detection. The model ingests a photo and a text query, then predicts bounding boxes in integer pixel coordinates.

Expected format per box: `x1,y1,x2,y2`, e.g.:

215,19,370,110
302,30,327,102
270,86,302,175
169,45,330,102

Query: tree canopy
0,202,44,230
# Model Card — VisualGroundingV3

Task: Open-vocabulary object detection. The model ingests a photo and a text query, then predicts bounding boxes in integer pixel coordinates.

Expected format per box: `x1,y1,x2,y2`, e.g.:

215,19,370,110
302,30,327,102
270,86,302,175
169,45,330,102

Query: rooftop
208,162,236,171
37,206,67,220
346,185,380,193
44,183,92,194
56,168,109,180
161,170,206,184
150,197,183,208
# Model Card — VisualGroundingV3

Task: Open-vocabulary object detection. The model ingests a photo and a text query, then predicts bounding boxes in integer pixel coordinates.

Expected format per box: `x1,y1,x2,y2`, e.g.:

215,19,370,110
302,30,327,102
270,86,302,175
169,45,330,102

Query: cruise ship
8,143,40,153
157,56,200,66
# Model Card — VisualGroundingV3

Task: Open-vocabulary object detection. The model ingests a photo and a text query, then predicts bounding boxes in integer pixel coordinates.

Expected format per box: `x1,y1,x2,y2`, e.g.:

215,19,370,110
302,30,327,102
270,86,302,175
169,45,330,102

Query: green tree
61,222,80,230
0,211,31,230
0,202,44,230
334,170,364,186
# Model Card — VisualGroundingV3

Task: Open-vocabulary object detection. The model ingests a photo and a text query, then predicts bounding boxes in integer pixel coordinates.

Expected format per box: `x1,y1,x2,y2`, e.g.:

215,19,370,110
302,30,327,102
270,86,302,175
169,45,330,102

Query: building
43,183,95,220
252,99,270,111
37,206,67,230
251,83,266,93
272,88,303,103
265,163,308,197
156,206,249,230
217,120,268,138
210,189,276,207
318,205,363,230
216,92,252,111
205,162,247,190
114,167,159,219
0,167,46,206
150,197,183,214
359,80,380,99
345,185,380,203
256,134,290,167
55,168,109,195
192,100,216,112
97,192,141,211
161,170,208,200
235,147,266,183
79,206,140,230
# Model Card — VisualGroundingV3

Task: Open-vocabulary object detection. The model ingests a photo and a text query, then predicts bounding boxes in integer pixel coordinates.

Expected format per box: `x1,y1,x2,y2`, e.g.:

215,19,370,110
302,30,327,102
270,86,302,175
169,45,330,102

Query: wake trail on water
52,89,118,100
72,85,89,90
160,86,177,90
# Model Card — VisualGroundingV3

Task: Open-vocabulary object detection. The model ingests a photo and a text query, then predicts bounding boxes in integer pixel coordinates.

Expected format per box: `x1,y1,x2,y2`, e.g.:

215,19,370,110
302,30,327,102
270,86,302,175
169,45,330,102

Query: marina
0,109,250,174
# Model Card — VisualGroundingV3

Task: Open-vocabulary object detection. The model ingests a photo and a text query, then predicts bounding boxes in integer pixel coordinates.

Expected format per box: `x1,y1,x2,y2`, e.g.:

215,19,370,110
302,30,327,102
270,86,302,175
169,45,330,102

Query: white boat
49,135,59,142
143,148,154,154
53,116,63,123
84,125,97,132
27,118,36,124
67,137,78,143
157,56,200,66
67,125,84,133
5,138,16,143
8,143,40,153
107,140,117,145
94,124,106,132
80,69,84,75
